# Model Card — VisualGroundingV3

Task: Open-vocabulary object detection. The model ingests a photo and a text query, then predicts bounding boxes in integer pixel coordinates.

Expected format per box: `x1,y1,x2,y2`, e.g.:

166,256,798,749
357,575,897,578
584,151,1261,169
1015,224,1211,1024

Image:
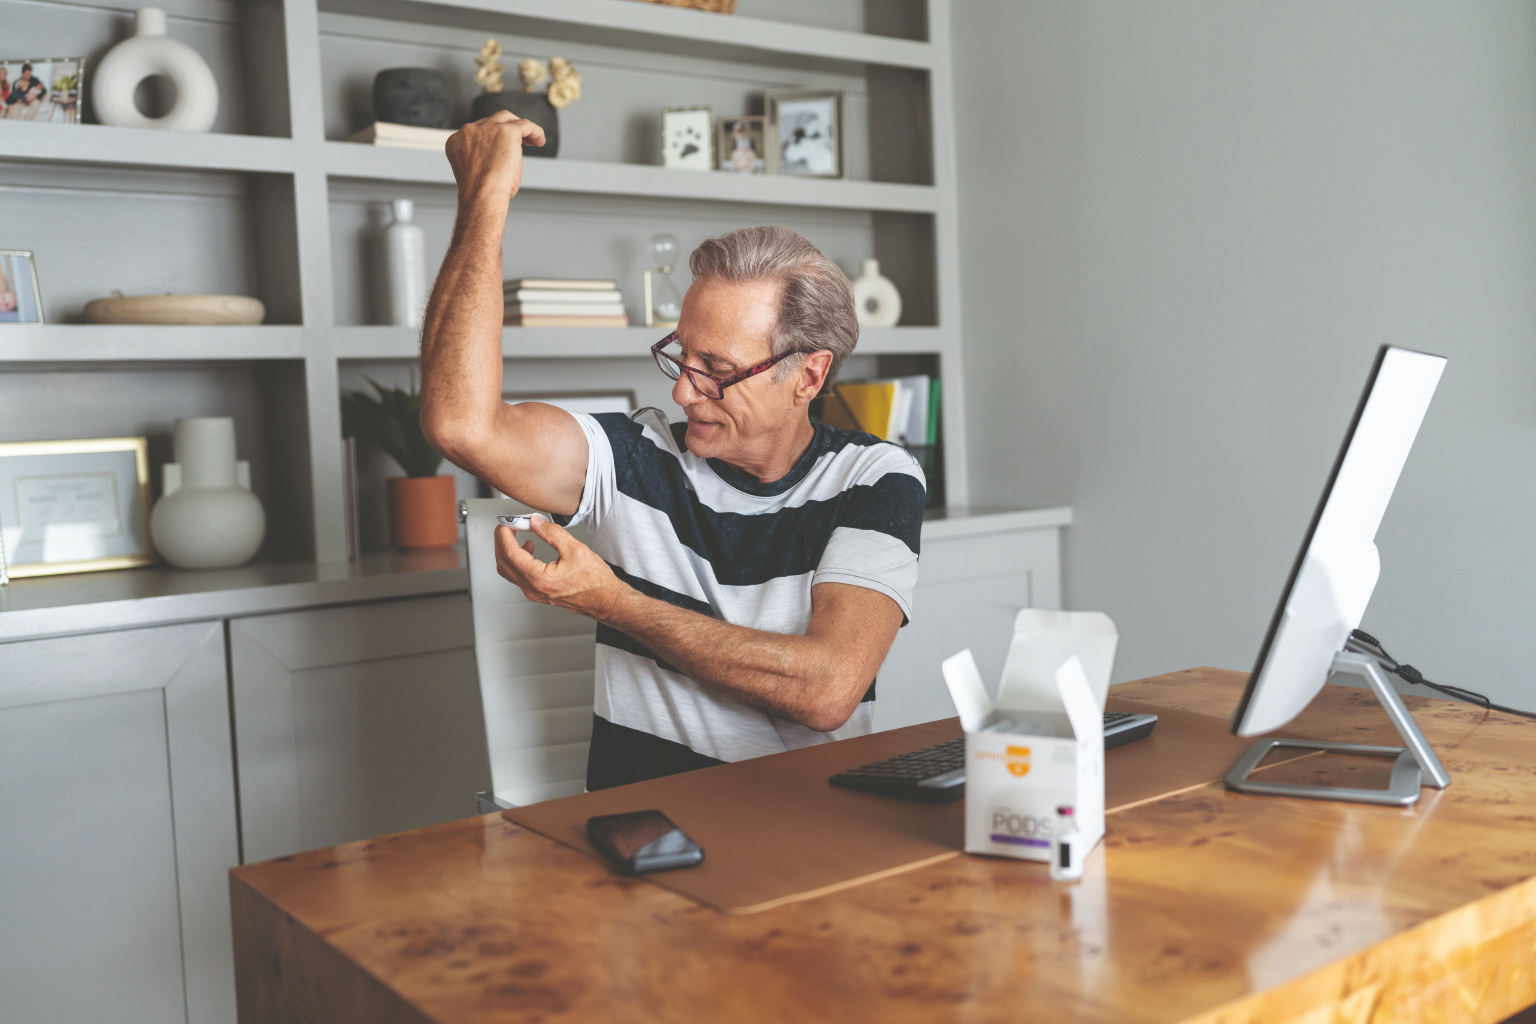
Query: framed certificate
0,437,154,578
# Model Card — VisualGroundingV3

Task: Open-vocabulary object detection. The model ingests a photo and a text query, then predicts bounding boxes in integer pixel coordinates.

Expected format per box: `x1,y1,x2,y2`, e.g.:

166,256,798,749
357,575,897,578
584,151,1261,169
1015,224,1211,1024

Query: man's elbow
797,684,865,733
419,410,477,466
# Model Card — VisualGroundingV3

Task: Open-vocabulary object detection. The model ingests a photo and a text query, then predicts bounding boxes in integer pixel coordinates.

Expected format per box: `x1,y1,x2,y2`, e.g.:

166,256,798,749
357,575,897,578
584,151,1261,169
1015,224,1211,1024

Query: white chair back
461,498,596,805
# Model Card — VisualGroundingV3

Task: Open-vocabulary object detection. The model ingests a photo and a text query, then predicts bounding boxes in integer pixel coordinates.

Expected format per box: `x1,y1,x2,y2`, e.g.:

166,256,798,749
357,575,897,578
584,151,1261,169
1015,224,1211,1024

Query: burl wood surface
231,669,1536,1024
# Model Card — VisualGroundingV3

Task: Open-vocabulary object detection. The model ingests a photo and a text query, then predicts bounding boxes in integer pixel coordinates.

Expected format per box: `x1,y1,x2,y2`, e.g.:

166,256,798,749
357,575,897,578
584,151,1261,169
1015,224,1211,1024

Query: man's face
671,276,801,463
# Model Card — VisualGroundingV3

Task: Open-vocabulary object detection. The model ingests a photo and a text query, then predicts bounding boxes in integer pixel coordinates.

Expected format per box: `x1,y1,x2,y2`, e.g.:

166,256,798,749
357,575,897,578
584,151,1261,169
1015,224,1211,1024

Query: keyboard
828,711,1159,803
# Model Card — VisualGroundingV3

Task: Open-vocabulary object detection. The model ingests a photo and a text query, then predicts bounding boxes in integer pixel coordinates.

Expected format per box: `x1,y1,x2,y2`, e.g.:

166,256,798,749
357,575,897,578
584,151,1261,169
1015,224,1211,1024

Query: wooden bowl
83,294,266,325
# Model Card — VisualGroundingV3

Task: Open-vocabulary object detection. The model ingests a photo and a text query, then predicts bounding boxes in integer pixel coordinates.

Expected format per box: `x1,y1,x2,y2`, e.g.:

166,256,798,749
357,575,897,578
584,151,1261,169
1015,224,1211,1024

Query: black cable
1346,629,1536,721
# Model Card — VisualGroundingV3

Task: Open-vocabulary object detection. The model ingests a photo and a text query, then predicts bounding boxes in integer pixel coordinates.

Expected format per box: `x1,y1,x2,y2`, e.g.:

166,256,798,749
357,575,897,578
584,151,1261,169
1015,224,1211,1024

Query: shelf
0,548,470,644
325,144,939,213
0,510,1066,643
326,0,934,70
0,121,295,175
334,325,947,360
0,326,307,363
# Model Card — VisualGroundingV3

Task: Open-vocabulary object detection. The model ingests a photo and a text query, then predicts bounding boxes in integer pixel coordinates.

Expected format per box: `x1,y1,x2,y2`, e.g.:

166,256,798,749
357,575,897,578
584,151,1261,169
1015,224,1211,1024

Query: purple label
990,834,1049,847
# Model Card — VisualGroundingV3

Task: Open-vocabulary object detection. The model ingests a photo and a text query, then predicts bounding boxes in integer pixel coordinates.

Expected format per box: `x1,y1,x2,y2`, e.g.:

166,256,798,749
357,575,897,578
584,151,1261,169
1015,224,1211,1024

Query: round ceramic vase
373,68,450,128
851,258,902,327
151,417,266,569
93,7,219,132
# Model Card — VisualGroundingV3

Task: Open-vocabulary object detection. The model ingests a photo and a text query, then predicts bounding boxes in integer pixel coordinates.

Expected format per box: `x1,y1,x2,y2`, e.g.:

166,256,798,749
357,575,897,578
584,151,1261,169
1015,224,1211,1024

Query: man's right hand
445,111,546,208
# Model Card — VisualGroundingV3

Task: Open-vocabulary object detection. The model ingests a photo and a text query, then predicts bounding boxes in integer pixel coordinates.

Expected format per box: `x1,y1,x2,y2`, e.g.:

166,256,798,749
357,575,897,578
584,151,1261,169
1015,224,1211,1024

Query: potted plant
341,377,457,550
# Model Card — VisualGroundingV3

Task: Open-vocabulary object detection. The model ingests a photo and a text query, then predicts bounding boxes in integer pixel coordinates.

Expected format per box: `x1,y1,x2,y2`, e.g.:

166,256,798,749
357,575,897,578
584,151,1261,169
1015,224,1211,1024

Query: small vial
1049,804,1085,882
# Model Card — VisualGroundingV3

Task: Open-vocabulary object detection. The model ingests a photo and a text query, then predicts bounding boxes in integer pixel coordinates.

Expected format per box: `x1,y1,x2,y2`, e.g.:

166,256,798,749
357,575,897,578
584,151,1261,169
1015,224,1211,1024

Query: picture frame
0,437,155,578
661,106,715,171
1,57,84,124
0,250,44,324
766,89,844,178
502,390,637,416
716,115,765,175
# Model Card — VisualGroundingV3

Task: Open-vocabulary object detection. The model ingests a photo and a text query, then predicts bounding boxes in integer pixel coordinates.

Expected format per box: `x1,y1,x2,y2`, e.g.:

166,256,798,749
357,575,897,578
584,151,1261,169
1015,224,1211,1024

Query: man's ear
793,350,834,405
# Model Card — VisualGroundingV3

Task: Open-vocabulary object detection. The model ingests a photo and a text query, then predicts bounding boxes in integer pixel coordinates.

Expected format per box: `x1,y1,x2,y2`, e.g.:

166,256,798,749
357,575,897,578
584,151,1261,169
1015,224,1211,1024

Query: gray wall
952,1,1536,709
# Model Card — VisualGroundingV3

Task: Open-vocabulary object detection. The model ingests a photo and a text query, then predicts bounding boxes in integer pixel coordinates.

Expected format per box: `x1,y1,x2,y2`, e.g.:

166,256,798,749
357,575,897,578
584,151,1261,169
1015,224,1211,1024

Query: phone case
586,809,704,873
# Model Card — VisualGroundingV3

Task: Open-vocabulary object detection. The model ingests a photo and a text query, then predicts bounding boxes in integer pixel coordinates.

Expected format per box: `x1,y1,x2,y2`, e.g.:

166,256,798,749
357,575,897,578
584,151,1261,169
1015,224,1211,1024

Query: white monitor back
462,498,597,805
1232,346,1446,737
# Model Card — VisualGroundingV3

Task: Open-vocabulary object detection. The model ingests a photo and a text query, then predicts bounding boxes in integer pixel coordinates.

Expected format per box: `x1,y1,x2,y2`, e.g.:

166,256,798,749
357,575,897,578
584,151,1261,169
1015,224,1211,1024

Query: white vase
151,417,265,569
851,258,902,328
93,7,219,133
384,199,426,327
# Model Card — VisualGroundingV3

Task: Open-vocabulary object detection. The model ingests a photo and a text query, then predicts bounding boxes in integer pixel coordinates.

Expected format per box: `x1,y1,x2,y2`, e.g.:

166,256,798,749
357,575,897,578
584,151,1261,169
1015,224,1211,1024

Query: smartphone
585,810,704,874
496,514,533,530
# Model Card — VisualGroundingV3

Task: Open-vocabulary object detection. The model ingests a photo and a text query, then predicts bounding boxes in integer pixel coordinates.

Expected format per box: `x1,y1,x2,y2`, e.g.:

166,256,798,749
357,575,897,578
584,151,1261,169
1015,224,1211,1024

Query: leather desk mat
504,697,1258,915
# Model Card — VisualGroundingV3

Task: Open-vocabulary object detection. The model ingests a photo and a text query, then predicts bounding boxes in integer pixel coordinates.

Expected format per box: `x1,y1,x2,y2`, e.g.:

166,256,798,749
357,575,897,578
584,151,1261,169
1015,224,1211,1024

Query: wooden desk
230,669,1536,1024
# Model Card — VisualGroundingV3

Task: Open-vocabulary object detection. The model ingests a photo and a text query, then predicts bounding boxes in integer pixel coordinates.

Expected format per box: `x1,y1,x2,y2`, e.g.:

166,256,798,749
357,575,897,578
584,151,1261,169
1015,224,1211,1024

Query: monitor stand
1224,651,1452,806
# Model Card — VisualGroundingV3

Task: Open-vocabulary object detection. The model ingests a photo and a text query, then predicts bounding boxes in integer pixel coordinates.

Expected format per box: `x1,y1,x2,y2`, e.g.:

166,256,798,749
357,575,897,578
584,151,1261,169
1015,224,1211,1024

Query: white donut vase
93,7,219,132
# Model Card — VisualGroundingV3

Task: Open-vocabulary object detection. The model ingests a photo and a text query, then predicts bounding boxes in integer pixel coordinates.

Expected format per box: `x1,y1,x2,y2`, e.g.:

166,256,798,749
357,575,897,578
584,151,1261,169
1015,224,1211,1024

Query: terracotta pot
387,475,458,549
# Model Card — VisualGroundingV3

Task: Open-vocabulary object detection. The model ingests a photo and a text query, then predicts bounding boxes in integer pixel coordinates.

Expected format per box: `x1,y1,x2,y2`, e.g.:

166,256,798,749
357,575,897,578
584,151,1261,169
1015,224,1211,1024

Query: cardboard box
942,610,1118,862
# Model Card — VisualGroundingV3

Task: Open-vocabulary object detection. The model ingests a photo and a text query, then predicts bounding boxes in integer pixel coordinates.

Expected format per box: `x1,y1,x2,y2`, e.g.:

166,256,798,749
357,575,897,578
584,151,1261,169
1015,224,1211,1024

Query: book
504,302,627,317
507,289,624,304
893,374,930,445
504,314,630,327
822,381,900,440
504,279,618,291
926,379,941,446
341,436,360,562
346,121,455,150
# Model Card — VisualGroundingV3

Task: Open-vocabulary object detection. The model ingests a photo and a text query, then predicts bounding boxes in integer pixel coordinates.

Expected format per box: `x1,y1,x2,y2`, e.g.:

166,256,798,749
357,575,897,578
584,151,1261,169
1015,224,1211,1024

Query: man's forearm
600,587,869,733
418,195,507,456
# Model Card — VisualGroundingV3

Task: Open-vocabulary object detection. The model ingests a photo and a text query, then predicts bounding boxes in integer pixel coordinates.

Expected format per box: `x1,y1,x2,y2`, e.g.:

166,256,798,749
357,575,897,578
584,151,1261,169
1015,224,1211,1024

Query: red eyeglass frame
651,332,799,400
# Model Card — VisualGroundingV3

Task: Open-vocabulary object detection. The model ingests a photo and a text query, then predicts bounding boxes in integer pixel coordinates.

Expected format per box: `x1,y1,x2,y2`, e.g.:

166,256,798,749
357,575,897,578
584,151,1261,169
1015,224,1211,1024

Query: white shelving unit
2,0,966,566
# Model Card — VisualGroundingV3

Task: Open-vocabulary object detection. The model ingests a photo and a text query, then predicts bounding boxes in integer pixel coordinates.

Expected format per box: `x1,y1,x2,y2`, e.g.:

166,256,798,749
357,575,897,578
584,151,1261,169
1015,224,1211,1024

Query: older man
420,113,925,790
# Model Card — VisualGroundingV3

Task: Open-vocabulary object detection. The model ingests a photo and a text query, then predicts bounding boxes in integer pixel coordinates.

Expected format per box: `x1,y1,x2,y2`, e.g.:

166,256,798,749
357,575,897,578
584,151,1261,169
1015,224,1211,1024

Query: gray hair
688,226,858,385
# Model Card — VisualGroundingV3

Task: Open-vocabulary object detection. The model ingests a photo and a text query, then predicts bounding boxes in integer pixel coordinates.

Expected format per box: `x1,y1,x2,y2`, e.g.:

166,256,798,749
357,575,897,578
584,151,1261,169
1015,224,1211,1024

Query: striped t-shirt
566,408,926,790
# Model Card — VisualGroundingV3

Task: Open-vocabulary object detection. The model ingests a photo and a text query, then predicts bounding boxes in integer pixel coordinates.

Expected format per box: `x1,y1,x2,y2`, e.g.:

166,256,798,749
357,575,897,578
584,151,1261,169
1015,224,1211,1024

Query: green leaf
339,375,443,477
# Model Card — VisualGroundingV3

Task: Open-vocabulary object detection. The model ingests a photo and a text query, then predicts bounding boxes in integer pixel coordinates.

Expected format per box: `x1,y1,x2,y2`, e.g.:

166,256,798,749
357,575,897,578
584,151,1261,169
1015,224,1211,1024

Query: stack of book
347,122,455,151
503,279,629,327
820,375,940,446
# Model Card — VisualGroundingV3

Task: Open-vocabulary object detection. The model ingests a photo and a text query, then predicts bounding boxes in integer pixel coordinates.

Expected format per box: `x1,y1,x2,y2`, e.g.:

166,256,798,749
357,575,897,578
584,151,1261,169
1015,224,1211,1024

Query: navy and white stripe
567,407,925,790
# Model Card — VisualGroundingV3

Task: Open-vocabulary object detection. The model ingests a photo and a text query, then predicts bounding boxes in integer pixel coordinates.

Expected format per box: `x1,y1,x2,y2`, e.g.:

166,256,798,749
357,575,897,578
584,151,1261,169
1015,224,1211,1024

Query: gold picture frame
0,437,155,578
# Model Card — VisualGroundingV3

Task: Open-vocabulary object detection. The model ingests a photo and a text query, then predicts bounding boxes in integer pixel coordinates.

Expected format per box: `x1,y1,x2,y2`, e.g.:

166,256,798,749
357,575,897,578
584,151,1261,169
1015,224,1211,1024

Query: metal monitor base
1225,651,1451,806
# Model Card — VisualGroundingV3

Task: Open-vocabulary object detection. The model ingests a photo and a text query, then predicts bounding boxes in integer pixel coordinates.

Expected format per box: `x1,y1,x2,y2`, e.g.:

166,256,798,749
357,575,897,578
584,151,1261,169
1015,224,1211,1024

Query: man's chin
684,420,725,456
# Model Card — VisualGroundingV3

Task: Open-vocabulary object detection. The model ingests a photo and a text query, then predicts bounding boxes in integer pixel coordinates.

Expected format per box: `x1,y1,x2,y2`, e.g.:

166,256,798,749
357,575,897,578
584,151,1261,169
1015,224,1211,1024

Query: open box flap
995,610,1118,715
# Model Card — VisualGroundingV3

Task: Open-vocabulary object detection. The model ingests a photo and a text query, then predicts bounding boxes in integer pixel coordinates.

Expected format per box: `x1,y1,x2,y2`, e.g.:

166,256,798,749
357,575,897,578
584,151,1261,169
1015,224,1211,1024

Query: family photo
0,251,43,323
1,58,82,123
717,115,764,174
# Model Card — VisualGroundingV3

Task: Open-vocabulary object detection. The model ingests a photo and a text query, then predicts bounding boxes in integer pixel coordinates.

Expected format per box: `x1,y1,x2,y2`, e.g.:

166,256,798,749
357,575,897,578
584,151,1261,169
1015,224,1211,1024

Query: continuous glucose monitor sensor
1226,345,1451,806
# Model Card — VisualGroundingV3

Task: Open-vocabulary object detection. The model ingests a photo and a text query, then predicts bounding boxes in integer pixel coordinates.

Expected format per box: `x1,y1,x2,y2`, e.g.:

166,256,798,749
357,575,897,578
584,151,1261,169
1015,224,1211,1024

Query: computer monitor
1225,345,1451,805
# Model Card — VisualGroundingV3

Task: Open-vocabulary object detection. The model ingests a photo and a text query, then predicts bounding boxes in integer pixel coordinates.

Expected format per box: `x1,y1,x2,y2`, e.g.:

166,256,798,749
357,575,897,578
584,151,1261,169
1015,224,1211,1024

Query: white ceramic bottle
384,199,427,327
93,7,219,132
851,258,902,327
151,417,265,569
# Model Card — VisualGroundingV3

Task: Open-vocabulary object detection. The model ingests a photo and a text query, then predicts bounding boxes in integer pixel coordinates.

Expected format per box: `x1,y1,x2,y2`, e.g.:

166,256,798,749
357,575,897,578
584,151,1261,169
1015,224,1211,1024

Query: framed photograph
661,106,714,171
0,250,43,324
0,437,154,578
1,57,84,124
503,390,636,416
766,89,844,178
716,115,765,175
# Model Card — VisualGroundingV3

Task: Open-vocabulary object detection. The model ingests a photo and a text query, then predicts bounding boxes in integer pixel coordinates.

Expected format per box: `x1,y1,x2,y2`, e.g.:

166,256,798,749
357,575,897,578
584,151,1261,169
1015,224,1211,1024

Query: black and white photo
766,89,843,178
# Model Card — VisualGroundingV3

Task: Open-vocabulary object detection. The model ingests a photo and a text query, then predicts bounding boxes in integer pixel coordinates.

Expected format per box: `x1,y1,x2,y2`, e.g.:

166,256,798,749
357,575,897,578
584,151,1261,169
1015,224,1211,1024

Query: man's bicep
807,581,904,674
476,402,590,515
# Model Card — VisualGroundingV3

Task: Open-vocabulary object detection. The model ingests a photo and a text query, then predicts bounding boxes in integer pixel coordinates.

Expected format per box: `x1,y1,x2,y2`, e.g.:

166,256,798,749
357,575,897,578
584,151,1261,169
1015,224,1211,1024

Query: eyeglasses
651,332,797,400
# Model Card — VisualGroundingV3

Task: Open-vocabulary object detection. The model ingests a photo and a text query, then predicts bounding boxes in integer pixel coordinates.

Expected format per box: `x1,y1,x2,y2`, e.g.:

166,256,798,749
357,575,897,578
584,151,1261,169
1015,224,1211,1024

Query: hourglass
644,233,685,328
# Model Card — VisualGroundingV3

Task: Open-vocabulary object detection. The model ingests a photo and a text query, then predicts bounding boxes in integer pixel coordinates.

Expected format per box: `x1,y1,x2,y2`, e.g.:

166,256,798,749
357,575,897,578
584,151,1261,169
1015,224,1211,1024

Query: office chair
461,499,597,810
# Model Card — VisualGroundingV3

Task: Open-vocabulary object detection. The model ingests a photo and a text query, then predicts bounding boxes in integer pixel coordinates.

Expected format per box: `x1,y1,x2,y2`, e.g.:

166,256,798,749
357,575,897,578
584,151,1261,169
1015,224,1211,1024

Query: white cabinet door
873,527,1063,732
0,622,239,1024
230,593,490,862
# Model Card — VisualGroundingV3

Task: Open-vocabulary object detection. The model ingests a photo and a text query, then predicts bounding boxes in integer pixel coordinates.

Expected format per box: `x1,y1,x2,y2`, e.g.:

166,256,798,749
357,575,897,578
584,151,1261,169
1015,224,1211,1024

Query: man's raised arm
419,111,589,516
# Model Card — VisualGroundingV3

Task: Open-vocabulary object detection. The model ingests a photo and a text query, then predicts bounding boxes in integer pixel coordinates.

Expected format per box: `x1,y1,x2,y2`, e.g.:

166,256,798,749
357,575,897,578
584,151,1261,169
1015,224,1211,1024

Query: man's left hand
494,515,627,620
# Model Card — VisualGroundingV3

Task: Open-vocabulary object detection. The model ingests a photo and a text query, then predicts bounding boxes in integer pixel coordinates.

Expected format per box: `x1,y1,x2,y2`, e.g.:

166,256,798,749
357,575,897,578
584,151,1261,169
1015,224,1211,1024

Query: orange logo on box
974,746,1032,777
